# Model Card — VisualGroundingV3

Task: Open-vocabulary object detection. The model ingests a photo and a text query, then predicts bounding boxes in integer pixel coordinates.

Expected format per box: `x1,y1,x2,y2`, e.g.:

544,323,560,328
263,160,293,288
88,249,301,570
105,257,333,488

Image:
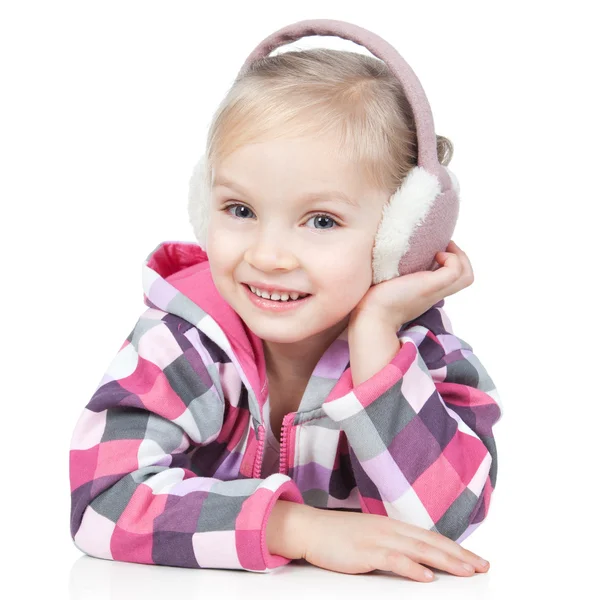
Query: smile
242,283,313,312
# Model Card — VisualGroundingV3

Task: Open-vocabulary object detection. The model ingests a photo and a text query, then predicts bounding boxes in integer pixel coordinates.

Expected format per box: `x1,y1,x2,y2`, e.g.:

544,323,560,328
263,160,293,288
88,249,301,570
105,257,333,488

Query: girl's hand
352,240,475,331
302,509,490,582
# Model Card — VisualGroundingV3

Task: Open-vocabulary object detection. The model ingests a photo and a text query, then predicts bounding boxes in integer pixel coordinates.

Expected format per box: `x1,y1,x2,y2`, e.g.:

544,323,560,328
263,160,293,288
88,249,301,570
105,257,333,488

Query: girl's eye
220,203,340,230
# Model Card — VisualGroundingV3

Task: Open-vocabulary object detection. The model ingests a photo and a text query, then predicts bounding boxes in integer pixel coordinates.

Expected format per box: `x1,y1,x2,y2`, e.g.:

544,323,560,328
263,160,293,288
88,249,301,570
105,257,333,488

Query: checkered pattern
69,241,503,572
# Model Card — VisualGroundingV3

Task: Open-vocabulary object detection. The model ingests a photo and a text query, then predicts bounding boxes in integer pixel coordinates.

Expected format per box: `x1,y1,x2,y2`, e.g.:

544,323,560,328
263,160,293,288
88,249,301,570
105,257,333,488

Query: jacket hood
142,240,269,408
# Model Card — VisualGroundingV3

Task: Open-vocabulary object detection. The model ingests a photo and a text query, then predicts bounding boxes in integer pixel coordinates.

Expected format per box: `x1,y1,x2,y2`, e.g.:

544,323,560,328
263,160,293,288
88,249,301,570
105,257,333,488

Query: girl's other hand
302,508,490,582
351,240,475,331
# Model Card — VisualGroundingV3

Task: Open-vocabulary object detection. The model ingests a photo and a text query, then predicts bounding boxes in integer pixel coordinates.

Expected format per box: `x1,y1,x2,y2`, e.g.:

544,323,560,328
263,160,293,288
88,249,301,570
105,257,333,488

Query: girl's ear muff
188,19,461,284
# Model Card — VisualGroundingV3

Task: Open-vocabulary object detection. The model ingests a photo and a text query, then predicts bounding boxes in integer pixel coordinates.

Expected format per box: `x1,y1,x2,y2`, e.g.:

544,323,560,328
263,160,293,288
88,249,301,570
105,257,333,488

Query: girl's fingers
428,263,459,298
435,252,463,287
449,241,474,280
430,240,475,304
393,521,489,572
448,240,461,252
401,539,479,578
381,550,436,583
442,242,474,291
452,242,474,278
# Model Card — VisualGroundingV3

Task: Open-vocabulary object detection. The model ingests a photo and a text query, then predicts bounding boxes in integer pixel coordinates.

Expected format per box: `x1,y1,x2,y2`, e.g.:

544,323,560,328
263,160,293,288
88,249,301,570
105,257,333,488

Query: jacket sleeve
69,308,305,572
321,300,502,543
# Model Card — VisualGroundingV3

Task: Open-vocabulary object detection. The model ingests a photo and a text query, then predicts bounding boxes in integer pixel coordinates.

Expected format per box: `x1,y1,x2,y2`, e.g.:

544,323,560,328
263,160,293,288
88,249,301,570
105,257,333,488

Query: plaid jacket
69,241,503,572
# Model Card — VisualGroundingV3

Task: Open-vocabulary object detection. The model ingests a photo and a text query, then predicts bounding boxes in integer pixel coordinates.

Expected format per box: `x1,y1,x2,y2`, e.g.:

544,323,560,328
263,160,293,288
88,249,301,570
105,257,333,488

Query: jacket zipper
253,411,296,477
278,412,296,475
251,422,266,479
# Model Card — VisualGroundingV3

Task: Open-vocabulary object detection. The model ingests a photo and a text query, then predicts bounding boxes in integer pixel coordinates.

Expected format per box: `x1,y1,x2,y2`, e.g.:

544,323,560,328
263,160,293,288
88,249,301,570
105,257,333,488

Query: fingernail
463,563,475,573
478,558,489,567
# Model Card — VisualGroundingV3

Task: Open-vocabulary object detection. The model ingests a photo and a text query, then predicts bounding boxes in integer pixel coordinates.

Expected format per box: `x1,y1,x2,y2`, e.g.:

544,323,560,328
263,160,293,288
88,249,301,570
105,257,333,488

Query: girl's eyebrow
213,175,360,208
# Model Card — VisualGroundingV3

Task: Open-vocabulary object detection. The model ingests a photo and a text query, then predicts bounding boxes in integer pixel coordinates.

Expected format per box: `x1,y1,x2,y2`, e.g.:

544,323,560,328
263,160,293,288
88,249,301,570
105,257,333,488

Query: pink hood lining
145,241,269,404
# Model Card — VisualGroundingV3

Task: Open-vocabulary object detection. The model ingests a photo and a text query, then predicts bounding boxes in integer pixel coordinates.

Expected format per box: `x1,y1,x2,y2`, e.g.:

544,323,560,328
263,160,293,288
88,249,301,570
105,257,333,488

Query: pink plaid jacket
69,241,503,572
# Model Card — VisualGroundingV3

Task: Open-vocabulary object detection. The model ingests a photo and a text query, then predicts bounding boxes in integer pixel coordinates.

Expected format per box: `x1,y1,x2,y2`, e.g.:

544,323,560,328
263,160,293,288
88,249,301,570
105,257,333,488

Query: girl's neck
262,316,350,384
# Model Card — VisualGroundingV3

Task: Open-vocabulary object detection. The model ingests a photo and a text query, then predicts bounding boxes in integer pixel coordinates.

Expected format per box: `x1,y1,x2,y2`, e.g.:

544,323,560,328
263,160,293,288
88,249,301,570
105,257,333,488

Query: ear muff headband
239,19,450,189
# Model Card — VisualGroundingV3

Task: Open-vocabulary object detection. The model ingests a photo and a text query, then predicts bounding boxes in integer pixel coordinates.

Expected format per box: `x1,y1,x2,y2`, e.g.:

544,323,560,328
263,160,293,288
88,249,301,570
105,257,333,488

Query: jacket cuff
258,476,305,570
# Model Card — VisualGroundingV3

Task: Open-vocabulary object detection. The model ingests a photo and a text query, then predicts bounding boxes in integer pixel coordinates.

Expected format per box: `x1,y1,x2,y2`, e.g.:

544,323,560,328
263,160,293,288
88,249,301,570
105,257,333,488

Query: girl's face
206,134,389,345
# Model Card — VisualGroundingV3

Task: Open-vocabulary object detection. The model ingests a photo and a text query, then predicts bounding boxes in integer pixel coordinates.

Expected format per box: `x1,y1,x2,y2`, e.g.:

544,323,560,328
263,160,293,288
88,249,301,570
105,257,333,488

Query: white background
2,0,598,597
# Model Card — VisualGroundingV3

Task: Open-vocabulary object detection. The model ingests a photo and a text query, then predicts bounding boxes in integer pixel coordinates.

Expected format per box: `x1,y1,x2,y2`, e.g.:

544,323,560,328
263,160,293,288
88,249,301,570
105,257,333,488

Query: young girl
69,19,502,583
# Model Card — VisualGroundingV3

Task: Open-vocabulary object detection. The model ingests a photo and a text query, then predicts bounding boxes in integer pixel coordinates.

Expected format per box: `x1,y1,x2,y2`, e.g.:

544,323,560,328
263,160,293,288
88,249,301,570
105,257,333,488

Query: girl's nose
244,234,299,271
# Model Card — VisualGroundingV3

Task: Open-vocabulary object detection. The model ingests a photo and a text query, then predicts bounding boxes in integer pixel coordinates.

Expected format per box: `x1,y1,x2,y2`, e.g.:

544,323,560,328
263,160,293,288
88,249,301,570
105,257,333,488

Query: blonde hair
205,48,453,196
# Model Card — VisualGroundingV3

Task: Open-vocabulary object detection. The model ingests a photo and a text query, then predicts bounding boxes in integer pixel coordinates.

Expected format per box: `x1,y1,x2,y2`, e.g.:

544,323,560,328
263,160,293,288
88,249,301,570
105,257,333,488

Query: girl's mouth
242,283,313,312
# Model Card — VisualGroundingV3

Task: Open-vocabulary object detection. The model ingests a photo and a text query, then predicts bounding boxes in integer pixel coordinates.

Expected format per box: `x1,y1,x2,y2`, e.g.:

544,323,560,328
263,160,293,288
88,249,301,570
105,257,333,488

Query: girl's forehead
211,136,388,204
214,148,369,189
218,133,353,164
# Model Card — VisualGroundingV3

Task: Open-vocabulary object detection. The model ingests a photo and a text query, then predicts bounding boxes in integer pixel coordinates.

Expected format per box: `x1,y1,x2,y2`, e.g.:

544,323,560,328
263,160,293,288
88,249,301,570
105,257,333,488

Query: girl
69,19,502,583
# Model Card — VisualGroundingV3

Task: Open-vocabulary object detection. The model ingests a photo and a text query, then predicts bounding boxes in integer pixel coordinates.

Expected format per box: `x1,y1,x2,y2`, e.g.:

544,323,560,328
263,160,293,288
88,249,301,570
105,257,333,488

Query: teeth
249,285,308,302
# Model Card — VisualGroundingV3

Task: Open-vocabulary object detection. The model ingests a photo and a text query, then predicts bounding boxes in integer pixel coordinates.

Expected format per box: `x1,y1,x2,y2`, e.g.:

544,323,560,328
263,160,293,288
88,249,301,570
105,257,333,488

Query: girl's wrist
349,305,403,334
266,500,316,560
348,315,402,387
